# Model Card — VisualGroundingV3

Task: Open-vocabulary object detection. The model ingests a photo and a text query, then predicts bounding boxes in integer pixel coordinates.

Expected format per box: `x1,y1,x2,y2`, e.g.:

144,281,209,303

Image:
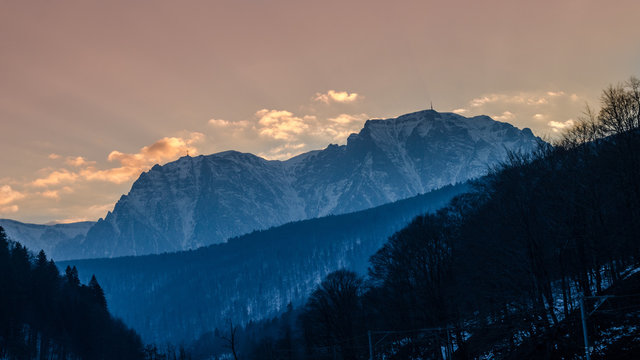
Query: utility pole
580,296,591,360
368,330,373,360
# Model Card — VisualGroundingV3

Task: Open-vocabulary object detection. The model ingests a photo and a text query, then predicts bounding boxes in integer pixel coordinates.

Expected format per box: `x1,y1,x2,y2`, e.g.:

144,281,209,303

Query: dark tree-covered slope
62,183,468,343
248,77,640,360
0,227,144,360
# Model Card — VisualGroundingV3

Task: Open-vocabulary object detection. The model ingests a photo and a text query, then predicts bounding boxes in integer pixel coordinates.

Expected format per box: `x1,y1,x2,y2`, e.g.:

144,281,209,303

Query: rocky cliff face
80,109,540,258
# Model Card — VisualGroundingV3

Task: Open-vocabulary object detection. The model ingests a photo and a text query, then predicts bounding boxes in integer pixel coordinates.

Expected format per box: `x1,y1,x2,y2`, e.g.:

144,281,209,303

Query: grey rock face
79,110,540,258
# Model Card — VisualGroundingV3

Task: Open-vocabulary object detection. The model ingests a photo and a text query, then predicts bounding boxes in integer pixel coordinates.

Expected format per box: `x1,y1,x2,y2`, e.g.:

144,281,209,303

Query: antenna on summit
430,101,433,111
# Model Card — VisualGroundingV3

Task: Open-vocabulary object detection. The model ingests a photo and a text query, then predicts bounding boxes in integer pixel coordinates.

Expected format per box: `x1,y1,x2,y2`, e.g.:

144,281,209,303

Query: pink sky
2,0,640,223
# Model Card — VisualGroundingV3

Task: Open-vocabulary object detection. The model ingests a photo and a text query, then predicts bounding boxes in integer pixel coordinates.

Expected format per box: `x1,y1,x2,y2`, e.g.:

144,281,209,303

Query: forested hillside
63,183,468,343
0,227,145,359
206,78,640,359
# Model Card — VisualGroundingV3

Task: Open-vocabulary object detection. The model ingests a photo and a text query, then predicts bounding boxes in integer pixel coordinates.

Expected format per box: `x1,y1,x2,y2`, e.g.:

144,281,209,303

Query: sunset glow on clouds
0,185,24,214
2,0,640,223
454,90,585,136
4,99,372,220
204,93,369,160
4,133,205,221
314,90,361,104
30,134,203,187
256,109,312,141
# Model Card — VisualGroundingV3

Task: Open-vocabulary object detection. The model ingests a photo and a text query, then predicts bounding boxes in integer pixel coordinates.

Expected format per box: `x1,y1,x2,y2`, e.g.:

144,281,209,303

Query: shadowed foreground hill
234,77,640,360
0,227,144,360
63,183,468,343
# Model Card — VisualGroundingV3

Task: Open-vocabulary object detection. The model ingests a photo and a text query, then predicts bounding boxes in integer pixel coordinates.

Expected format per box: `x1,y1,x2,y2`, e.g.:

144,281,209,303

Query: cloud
0,185,24,206
0,185,24,214
470,95,500,107
81,133,204,183
31,169,80,187
48,153,60,160
41,190,60,200
452,108,468,114
548,119,576,132
0,205,19,214
250,108,369,159
317,113,369,142
256,109,311,140
314,90,361,104
258,143,307,160
31,133,205,187
469,91,573,108
493,111,515,122
471,94,548,107
461,89,585,137
65,156,94,167
208,118,250,128
327,113,368,124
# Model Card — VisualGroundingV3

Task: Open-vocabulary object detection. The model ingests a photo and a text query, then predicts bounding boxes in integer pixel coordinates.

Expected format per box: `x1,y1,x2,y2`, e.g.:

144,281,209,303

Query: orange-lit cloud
81,133,204,184
39,186,73,200
0,205,19,214
65,156,94,167
31,133,205,187
0,185,24,214
256,109,311,140
314,90,361,104
493,111,515,122
207,107,370,161
31,169,80,187
0,185,24,206
41,190,61,199
319,113,369,142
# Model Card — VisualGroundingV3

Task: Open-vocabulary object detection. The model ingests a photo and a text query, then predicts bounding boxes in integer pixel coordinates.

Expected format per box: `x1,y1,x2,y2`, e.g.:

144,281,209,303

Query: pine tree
89,274,108,310
64,265,80,287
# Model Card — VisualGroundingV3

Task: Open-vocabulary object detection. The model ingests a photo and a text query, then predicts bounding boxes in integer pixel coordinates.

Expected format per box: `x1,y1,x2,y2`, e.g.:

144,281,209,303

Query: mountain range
4,109,540,260
81,109,540,258
4,108,542,343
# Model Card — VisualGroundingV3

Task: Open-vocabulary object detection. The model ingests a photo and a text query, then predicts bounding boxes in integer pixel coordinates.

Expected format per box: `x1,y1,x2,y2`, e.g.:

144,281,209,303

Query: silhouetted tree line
190,77,640,359
0,227,191,360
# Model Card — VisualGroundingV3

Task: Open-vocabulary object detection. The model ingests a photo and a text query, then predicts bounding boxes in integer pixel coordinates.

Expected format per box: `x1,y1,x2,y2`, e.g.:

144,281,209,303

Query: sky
1,0,640,224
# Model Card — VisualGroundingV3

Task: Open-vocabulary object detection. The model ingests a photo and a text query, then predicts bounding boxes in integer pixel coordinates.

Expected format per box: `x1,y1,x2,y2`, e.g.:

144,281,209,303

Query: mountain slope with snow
78,109,540,258
0,219,94,260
